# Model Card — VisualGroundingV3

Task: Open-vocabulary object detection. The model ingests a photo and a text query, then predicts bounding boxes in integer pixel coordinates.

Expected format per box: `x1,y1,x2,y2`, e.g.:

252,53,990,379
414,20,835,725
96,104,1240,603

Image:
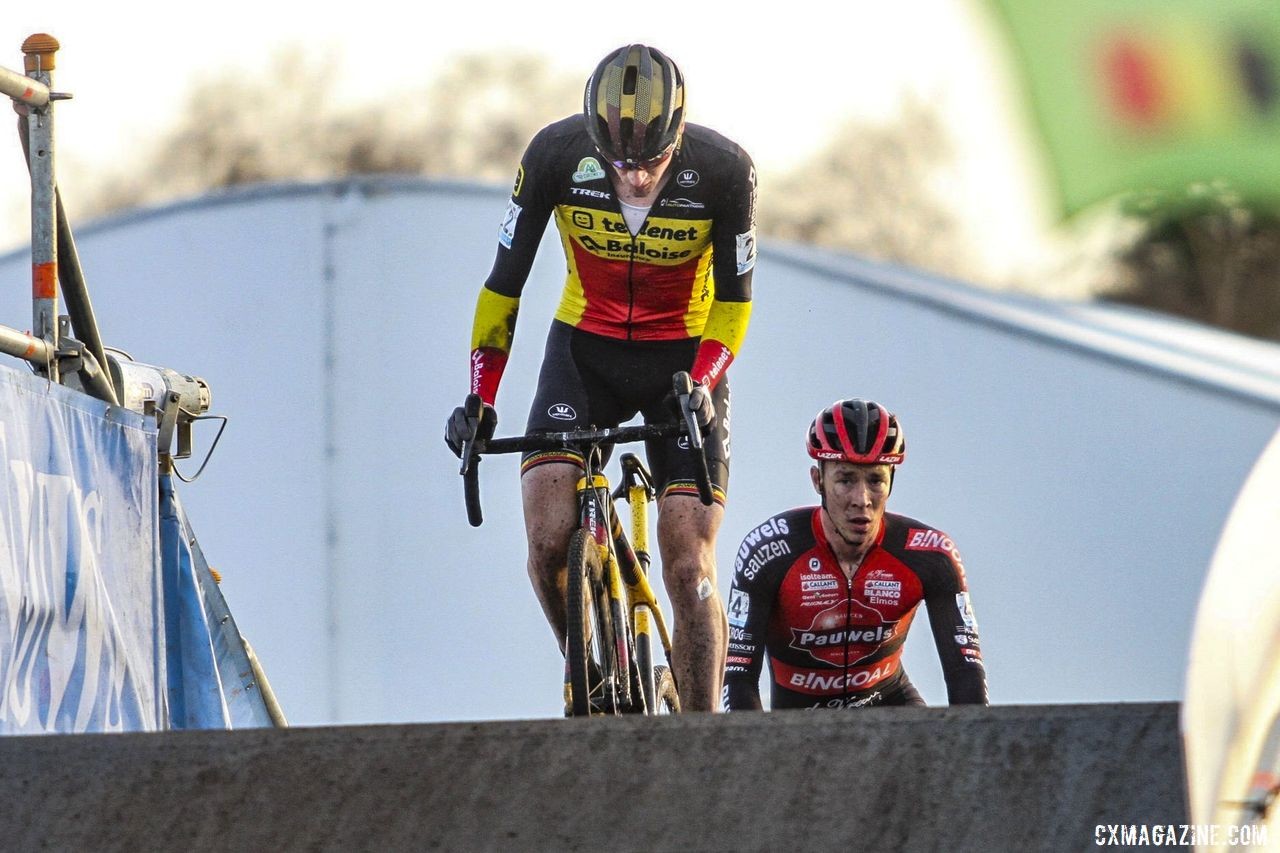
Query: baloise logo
548,403,577,421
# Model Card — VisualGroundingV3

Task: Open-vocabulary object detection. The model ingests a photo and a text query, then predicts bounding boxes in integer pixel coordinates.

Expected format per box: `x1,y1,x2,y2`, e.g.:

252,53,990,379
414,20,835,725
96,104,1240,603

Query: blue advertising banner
0,366,162,732
161,475,274,729
0,364,278,732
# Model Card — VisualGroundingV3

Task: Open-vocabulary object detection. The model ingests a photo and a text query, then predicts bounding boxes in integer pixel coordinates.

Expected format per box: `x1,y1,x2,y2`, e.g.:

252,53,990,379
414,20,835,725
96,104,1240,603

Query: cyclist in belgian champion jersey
723,400,988,710
446,45,758,712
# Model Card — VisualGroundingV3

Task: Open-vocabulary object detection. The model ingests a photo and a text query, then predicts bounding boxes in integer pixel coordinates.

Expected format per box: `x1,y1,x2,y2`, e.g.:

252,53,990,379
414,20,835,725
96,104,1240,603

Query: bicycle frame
576,446,674,714
458,370,711,715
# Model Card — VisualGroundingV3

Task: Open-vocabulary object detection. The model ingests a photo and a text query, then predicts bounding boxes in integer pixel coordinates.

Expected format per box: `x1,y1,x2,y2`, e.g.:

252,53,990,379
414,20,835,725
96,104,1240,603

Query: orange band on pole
32,262,56,298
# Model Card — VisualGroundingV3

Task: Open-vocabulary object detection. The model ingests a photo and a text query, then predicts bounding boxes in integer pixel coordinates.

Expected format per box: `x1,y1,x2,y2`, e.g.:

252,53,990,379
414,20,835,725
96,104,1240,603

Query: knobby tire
654,664,680,714
566,528,619,716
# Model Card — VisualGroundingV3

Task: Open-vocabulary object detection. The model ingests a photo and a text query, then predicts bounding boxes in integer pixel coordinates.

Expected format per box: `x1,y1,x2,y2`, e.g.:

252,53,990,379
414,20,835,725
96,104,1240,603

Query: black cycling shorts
522,321,730,503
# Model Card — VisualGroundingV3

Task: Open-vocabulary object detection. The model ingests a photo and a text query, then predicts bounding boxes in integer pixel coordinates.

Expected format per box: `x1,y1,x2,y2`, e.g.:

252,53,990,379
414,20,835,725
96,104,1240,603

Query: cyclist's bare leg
656,493,727,712
521,461,581,651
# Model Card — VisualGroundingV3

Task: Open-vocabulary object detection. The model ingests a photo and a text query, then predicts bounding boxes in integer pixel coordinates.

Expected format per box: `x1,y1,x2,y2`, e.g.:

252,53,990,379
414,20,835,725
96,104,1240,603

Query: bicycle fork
616,455,676,713
580,474,635,712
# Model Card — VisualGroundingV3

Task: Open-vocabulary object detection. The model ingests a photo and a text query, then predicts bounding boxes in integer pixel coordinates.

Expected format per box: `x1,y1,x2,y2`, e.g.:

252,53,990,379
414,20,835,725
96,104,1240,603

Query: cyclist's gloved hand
665,382,715,432
445,398,497,458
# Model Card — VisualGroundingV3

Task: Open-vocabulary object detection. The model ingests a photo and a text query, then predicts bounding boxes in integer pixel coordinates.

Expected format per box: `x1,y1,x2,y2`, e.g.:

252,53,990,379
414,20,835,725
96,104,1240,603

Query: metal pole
23,34,59,382
0,322,54,365
11,48,114,405
0,63,49,106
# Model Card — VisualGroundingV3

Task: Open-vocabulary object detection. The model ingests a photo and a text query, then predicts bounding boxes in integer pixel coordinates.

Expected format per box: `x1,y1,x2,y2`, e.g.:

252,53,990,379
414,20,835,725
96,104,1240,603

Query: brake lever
458,393,483,475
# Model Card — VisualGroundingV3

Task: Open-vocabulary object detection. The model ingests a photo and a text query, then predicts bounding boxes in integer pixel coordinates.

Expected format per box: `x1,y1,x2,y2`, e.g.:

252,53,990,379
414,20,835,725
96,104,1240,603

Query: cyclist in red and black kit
723,400,988,710
446,45,757,712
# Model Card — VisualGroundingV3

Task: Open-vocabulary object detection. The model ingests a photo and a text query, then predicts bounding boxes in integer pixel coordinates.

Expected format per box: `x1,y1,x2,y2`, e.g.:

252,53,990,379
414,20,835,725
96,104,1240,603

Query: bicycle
458,372,714,716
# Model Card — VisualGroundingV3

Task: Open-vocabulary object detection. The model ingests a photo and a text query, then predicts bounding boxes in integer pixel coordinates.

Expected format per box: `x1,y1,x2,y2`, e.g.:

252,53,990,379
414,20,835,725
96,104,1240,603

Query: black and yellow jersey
468,115,756,404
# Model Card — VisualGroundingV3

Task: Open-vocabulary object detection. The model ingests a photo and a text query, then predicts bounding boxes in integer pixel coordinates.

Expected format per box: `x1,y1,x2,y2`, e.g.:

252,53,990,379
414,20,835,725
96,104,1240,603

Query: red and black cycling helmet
807,399,906,465
583,44,686,166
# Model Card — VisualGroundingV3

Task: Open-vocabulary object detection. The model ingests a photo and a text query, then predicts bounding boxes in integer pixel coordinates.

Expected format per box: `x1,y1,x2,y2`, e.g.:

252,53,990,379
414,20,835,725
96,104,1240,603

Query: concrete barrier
0,703,1185,851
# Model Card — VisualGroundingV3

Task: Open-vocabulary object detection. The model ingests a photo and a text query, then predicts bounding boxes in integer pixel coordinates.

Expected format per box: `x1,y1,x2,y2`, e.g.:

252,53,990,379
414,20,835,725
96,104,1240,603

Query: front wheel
654,665,680,714
566,528,620,716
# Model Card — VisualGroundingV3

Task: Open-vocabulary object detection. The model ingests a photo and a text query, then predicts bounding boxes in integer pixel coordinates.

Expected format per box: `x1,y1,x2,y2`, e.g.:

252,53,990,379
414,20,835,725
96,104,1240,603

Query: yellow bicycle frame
574,466,675,712
622,482,674,660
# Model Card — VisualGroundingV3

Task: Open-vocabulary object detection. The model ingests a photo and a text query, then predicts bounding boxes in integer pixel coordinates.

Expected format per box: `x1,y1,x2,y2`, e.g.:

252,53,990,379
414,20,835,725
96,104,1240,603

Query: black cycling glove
445,398,497,458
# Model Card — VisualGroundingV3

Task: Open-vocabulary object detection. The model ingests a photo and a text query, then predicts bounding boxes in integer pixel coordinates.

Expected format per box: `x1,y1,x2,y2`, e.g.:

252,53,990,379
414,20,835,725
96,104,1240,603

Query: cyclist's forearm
722,677,763,711
691,298,751,388
469,287,521,404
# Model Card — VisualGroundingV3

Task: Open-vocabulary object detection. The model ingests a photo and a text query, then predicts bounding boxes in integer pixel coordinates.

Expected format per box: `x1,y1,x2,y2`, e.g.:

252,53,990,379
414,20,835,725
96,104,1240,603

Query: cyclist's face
609,152,673,197
811,461,892,549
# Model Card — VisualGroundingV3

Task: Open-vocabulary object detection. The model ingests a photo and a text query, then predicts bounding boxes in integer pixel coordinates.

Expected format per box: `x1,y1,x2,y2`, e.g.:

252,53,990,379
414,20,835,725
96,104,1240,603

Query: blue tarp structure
0,364,273,732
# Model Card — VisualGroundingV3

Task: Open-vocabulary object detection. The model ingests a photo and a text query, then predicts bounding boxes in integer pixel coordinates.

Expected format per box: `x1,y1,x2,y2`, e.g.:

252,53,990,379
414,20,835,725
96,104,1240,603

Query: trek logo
573,157,606,183
498,200,522,249
570,187,610,199
676,169,700,187
547,403,577,421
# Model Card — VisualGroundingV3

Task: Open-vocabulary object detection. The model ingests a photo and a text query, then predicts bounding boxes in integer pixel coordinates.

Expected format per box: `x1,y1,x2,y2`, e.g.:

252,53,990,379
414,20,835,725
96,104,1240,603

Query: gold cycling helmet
583,44,686,167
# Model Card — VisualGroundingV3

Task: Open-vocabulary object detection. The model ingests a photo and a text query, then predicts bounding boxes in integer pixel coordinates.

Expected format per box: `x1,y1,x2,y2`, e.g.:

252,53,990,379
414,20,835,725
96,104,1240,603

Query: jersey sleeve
468,129,558,403
692,152,757,389
919,539,989,705
723,516,779,711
